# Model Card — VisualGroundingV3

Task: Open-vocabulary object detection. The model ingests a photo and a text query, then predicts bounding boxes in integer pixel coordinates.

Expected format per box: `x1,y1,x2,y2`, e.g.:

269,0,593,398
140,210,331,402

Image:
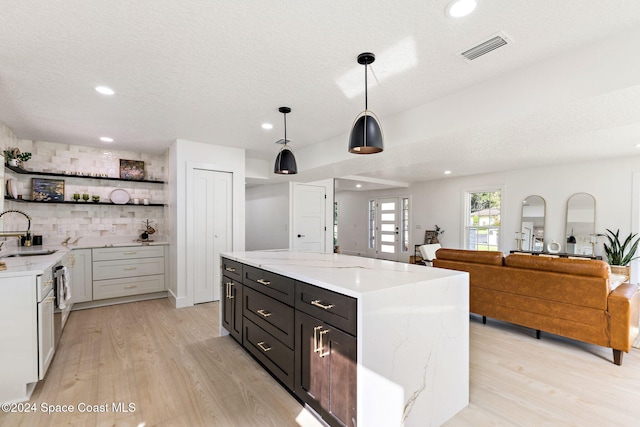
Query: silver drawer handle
123,251,137,255
124,285,138,289
225,267,236,272
226,282,234,299
311,300,334,310
124,267,137,271
256,341,272,352
257,309,272,318
257,279,271,285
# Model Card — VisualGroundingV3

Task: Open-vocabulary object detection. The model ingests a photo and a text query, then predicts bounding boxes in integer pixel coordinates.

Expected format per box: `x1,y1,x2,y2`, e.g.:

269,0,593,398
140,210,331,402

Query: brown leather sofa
433,248,640,365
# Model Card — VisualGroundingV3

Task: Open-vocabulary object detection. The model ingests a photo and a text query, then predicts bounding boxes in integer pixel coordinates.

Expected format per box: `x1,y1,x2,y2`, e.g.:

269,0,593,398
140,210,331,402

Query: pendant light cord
284,111,287,145
364,63,368,111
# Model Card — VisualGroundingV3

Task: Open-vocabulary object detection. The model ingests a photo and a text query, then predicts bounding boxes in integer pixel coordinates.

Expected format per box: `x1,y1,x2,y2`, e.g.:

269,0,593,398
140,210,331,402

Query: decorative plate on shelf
110,189,131,204
6,178,17,199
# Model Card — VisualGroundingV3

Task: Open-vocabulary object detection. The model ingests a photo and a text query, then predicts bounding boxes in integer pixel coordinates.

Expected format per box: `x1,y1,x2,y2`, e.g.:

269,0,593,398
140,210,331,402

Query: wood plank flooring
1,300,639,426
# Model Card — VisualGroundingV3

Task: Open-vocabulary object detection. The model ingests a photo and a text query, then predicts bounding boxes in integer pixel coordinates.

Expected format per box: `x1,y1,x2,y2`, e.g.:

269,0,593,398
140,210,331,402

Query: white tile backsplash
2,137,168,243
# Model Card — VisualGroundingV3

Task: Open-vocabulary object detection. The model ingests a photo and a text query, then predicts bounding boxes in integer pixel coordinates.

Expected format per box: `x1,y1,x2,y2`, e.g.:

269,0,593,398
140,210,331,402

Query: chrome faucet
72,236,82,246
0,209,32,245
61,237,71,246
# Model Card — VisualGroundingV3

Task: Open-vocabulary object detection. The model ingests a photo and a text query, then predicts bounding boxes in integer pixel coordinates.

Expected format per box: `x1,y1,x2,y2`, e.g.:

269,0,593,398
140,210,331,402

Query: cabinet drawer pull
313,326,323,354
256,341,272,352
225,282,234,299
311,299,334,310
257,309,272,318
124,285,138,289
225,267,236,272
318,329,329,358
124,267,137,271
123,251,137,255
256,279,271,285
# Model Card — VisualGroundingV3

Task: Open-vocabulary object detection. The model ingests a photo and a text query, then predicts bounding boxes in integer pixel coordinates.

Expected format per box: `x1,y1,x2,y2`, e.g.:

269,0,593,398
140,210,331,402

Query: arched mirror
565,192,596,255
521,195,546,251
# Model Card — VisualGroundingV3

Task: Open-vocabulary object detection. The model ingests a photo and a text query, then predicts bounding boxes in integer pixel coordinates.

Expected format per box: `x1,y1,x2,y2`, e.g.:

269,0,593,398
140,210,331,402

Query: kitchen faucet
0,209,32,246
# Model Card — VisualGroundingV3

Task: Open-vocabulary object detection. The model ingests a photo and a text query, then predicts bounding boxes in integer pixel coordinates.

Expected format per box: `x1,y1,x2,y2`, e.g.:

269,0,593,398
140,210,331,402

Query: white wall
246,183,289,250
337,155,640,268
244,179,335,253
335,190,373,257
169,138,245,308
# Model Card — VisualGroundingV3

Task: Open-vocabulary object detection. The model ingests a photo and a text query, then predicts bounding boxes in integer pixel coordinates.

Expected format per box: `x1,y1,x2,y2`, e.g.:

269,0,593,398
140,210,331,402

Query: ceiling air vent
459,32,512,61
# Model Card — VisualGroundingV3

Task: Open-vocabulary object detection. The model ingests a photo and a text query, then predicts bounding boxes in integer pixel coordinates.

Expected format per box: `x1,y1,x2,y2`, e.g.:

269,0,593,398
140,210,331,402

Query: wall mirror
565,192,596,255
520,195,546,251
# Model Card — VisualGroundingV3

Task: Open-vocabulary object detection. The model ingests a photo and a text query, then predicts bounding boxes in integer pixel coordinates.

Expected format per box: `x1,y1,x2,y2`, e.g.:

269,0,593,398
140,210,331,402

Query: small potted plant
3,148,19,167
3,148,31,168
603,228,640,280
434,225,445,243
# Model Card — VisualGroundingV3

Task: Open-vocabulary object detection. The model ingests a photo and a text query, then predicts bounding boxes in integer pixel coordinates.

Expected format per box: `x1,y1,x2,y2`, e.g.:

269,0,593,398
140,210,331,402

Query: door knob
297,234,305,238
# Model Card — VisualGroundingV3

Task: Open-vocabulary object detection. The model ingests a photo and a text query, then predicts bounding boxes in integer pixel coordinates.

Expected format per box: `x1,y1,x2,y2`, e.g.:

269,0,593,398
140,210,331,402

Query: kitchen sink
1,249,58,258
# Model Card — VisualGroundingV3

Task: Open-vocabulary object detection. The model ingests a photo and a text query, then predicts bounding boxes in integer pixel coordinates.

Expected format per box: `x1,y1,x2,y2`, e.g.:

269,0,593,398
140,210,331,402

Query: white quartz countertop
0,239,169,277
221,249,466,298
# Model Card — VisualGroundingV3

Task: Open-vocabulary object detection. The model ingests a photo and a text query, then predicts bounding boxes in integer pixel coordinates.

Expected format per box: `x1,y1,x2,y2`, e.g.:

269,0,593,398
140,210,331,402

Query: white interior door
292,184,326,252
377,197,400,261
192,169,232,304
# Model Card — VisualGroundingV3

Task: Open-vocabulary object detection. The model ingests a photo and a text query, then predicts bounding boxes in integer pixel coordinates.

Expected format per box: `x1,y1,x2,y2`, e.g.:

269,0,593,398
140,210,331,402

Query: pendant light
274,106,298,174
348,52,384,154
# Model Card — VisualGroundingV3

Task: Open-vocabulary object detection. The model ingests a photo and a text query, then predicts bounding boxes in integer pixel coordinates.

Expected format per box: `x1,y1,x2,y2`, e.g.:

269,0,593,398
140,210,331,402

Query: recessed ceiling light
636,143,640,148
95,86,115,95
261,123,273,130
444,170,452,175
100,137,114,142
446,0,477,18
356,184,362,188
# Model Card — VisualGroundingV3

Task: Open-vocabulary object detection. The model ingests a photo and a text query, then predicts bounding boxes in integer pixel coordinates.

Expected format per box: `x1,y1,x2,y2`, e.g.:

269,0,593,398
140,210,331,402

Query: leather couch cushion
436,248,503,266
505,253,609,278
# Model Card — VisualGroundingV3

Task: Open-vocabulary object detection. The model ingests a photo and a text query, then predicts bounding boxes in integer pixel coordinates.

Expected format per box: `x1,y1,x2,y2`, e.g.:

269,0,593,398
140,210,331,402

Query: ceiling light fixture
446,0,477,18
95,86,115,95
348,52,384,154
274,107,298,175
100,136,114,142
444,170,452,175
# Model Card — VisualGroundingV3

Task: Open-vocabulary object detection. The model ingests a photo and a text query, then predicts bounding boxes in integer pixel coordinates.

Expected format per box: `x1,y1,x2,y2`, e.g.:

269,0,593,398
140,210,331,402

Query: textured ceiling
2,1,640,187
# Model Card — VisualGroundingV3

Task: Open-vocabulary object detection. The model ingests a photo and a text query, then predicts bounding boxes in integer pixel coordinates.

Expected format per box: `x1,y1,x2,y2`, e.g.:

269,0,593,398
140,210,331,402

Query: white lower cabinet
93,275,165,299
70,248,93,304
92,246,166,300
38,288,55,380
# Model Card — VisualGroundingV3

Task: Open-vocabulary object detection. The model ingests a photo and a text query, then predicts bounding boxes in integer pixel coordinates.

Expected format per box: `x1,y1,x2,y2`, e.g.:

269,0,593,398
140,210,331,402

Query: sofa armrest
608,283,640,352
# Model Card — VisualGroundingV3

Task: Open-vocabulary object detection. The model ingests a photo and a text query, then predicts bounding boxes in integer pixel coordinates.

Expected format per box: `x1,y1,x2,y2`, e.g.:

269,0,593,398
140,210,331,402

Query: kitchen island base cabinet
295,311,357,427
222,276,243,343
221,258,243,343
243,318,295,390
220,251,469,427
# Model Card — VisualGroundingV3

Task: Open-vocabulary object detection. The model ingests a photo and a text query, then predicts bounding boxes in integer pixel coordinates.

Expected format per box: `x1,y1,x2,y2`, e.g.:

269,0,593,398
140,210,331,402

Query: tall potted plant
603,228,640,280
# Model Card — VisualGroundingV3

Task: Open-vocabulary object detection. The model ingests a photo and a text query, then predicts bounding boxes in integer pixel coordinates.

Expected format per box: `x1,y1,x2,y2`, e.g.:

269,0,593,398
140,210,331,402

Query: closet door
191,168,232,303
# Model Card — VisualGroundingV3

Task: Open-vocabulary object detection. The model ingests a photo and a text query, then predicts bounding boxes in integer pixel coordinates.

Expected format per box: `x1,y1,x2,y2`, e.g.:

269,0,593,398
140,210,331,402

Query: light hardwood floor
1,299,639,426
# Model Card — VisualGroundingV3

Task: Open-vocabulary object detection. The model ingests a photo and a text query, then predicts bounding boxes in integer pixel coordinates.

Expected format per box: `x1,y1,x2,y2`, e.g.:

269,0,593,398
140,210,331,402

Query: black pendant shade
349,52,384,154
274,146,297,174
348,113,384,154
274,106,298,174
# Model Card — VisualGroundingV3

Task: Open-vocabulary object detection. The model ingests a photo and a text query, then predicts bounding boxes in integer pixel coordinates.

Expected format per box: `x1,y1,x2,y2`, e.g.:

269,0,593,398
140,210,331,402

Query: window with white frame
465,189,501,251
401,197,409,252
368,199,376,249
